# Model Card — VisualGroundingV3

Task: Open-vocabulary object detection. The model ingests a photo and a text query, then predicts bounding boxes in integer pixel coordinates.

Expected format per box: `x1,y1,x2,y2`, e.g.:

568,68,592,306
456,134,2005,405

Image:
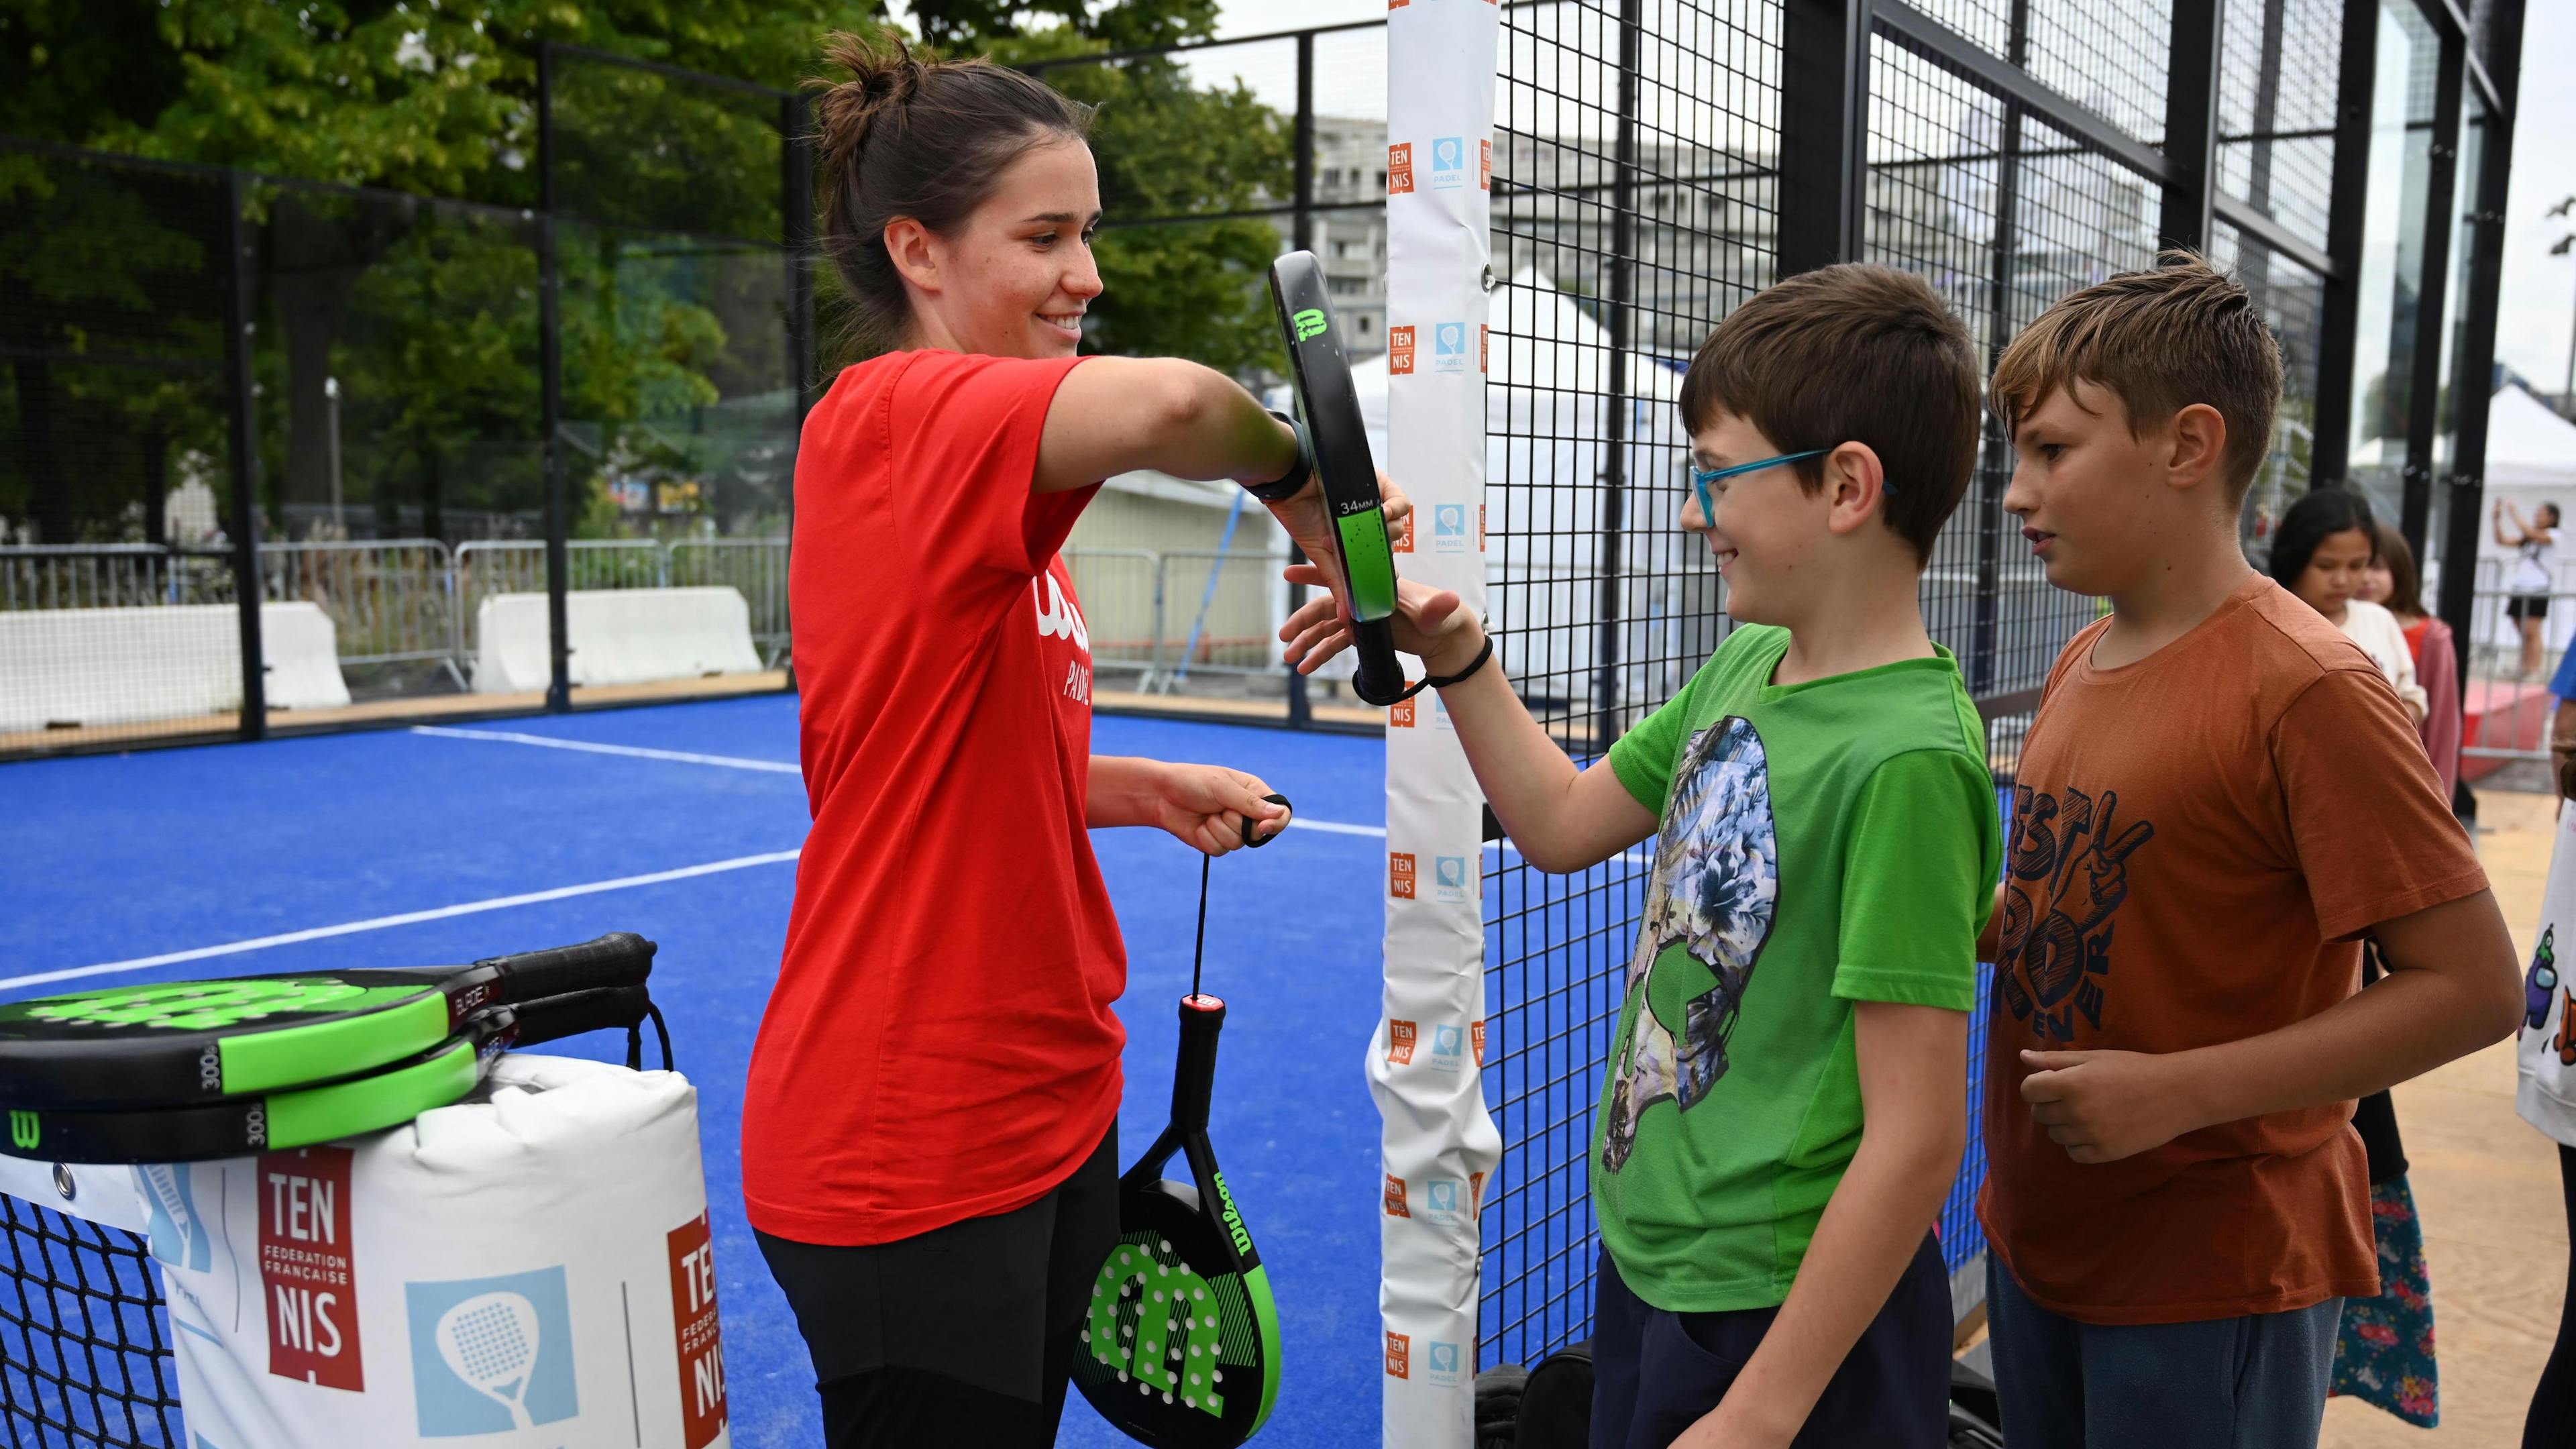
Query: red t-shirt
743,349,1125,1247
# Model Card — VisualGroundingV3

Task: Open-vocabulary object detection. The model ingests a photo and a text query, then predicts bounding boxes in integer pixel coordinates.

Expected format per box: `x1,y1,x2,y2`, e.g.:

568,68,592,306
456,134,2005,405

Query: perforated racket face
439,1291,541,1426
0,971,452,1110
1073,1180,1279,1448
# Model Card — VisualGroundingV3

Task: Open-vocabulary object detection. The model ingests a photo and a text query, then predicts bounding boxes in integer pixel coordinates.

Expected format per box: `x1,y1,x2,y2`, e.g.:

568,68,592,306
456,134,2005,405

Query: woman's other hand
1152,763,1292,856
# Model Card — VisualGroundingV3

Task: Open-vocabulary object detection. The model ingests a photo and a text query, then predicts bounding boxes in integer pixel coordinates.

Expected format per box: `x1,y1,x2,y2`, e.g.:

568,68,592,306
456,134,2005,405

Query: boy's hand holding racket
1277,572,1478,680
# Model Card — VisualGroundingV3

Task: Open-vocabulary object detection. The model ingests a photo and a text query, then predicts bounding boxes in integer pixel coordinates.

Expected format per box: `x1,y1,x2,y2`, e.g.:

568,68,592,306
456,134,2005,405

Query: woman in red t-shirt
741,34,1397,1448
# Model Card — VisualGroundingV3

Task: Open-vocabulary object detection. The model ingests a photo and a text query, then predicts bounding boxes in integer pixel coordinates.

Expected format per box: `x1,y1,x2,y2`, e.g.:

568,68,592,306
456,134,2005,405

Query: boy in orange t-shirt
1975,258,2525,1447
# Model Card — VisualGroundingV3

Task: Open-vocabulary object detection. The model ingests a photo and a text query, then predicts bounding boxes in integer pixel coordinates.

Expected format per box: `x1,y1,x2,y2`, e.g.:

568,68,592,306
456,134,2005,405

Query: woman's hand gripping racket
0,932,657,1110
1073,796,1291,1447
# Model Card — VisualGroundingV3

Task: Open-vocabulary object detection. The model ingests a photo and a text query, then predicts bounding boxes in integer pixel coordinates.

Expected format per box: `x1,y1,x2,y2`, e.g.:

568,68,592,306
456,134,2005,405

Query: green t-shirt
1595,624,2000,1312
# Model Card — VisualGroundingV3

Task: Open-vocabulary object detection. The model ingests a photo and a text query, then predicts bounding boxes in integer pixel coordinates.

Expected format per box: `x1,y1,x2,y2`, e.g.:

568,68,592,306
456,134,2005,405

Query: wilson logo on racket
9,1112,35,1151
1291,308,1328,343
1085,1241,1230,1417
1214,1172,1253,1256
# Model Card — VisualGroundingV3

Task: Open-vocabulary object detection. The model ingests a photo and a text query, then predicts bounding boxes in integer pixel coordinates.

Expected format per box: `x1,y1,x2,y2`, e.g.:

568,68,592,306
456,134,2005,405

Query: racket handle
1171,995,1225,1134
480,932,657,998
1350,620,1409,707
506,985,656,1049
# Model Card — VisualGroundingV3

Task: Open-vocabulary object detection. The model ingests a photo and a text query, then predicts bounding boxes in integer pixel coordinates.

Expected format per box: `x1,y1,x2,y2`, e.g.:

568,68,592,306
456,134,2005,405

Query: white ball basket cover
139,1055,727,1449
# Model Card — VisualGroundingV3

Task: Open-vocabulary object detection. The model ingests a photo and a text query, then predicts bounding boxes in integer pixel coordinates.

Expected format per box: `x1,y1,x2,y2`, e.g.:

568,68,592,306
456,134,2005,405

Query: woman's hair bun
812,31,929,178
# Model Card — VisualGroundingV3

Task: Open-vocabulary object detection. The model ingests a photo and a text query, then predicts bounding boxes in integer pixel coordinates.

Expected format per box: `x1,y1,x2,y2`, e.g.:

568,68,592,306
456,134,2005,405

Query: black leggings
2530,1146,2576,1447
759,1127,1120,1449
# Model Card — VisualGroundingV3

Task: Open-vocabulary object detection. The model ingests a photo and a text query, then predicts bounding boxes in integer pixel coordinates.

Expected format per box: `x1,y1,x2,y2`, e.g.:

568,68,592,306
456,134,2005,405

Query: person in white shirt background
2496,498,2561,680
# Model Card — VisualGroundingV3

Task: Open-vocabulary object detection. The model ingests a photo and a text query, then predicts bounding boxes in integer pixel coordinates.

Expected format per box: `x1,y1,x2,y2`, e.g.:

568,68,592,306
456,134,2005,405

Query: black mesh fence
0,45,808,760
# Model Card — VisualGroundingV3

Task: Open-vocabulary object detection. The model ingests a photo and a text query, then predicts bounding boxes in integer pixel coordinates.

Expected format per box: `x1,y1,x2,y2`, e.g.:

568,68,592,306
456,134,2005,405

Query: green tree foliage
5,0,1294,543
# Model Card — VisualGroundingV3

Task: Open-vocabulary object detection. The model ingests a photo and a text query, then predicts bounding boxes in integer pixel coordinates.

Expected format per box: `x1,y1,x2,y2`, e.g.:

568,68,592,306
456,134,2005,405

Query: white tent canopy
1348,269,1707,709
2485,382,2576,488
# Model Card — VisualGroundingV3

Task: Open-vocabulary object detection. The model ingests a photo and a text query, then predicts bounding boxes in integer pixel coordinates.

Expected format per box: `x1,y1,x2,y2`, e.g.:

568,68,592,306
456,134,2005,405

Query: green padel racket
1074,800,1290,1448
1268,250,1411,708
0,932,657,1110
0,985,661,1165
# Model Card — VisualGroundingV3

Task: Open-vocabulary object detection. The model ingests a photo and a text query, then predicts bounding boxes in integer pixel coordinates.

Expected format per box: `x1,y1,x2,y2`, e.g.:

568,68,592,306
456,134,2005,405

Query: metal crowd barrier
0,541,1304,700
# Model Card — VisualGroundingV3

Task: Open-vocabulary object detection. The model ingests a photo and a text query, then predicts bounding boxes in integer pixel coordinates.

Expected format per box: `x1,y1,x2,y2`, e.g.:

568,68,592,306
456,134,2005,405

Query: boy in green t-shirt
1281,265,1998,1448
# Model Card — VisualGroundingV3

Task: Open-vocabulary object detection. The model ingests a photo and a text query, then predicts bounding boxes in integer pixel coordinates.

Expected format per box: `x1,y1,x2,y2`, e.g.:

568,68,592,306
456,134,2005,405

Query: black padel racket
0,985,661,1165
1268,251,1410,708
1075,799,1289,1447
0,932,657,1110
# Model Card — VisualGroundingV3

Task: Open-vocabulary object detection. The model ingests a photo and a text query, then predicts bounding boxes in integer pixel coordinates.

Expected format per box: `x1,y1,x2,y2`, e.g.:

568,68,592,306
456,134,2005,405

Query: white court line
414,724,1395,838
1,850,805,997
411,725,802,774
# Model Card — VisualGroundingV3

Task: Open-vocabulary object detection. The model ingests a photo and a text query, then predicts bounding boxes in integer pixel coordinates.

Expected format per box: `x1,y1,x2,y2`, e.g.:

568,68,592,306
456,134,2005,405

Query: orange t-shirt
1977,575,2488,1324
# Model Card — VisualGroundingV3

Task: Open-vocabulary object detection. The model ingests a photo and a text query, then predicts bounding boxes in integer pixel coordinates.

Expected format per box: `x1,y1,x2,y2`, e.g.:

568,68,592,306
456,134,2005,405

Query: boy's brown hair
1680,264,1982,564
1989,253,2282,502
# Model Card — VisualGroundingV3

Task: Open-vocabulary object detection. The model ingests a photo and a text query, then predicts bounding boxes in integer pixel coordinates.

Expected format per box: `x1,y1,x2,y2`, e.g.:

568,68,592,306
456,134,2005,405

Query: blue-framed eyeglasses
1688,449,1858,524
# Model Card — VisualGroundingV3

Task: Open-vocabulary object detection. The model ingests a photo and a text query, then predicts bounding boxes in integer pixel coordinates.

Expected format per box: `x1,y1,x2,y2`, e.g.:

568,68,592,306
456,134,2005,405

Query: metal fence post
2158,0,2222,254
783,90,814,694
1970,0,2033,698
1285,31,1317,729
1777,0,1872,274
222,169,268,741
1591,0,1642,750
2436,0,2527,674
2312,0,2382,486
539,43,572,712
2397,28,2464,556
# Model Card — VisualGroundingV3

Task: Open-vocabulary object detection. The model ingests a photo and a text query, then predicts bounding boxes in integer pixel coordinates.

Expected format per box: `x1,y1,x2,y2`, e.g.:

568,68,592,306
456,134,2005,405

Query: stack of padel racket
0,932,667,1164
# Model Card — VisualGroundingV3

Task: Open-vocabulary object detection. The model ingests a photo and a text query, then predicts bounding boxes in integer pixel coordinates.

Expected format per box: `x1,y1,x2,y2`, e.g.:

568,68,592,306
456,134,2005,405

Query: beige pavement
2323,787,2566,1448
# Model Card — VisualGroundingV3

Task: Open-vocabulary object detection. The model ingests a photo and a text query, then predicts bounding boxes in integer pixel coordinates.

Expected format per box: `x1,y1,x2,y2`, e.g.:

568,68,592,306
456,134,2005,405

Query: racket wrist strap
1244,409,1316,503
1403,631,1494,700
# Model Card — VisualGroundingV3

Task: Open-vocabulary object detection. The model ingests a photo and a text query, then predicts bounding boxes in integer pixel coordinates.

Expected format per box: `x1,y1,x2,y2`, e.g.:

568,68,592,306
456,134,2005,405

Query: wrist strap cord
1194,792,1293,1000
1376,631,1496,705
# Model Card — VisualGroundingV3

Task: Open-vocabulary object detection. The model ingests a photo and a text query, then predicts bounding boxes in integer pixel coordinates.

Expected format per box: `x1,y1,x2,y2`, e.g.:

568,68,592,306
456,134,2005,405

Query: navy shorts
1590,1232,1953,1449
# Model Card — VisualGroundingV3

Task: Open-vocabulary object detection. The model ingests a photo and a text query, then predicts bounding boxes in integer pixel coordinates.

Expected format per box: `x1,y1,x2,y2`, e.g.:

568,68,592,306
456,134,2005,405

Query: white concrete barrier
0,602,352,732
472,588,764,694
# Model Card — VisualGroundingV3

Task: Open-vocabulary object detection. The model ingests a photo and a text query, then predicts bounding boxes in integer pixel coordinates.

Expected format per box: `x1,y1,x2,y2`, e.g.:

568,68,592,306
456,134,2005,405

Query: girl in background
2362,524,2462,801
2270,487,2440,1428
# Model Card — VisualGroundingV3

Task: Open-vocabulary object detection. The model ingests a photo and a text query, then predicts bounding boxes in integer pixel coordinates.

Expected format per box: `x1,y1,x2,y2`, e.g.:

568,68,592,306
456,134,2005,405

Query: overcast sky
893,0,2572,386
2493,1,2575,394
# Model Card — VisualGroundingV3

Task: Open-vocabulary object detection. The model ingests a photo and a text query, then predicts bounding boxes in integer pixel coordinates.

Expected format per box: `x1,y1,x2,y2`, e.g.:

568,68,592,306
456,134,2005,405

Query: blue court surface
0,696,1401,1448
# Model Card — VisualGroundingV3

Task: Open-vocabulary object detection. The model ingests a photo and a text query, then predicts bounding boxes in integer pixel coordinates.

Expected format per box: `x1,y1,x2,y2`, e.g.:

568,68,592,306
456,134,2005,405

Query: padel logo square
1387,1019,1417,1065
1389,696,1415,728
1422,1177,1466,1227
1434,322,1469,375
1426,1340,1464,1387
1435,504,1468,555
1389,851,1416,900
1385,1331,1410,1379
1387,144,1413,194
1433,853,1470,902
1430,1022,1466,1074
405,1265,578,1436
1430,137,1467,191
1383,1174,1410,1218
1388,325,1415,374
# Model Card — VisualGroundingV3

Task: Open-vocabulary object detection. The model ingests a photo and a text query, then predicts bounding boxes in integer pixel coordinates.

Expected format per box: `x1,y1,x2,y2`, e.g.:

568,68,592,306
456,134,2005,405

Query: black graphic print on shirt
1996,784,2156,1044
